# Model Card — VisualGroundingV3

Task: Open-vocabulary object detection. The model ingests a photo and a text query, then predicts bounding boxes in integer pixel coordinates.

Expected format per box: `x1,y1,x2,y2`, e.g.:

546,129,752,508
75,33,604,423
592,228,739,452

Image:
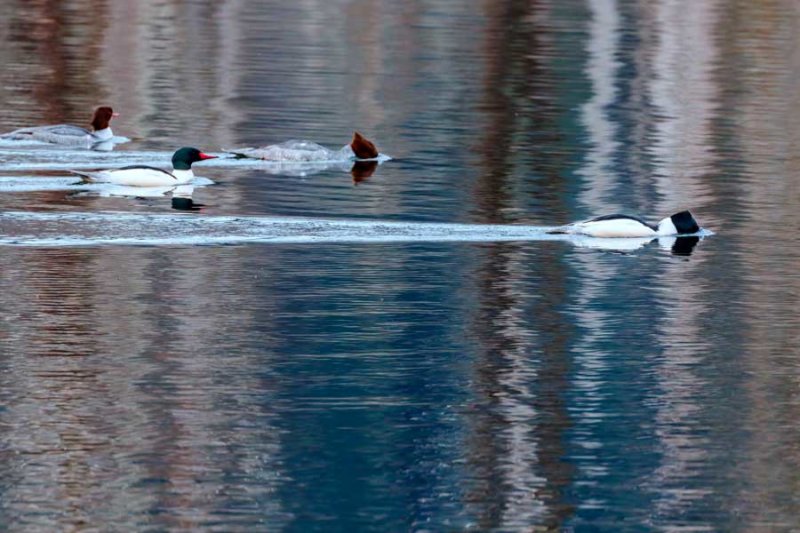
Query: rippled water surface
1,0,800,531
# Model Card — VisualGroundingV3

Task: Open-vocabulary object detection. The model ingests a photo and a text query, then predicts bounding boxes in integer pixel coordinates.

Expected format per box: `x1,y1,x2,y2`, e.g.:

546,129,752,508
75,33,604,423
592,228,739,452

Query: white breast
91,128,114,141
171,169,194,183
571,218,657,238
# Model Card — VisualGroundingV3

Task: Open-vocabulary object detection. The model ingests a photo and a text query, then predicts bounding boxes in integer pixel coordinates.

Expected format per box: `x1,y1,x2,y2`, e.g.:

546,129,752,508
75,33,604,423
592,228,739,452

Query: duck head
172,147,218,170
656,210,700,236
350,131,379,159
91,106,119,131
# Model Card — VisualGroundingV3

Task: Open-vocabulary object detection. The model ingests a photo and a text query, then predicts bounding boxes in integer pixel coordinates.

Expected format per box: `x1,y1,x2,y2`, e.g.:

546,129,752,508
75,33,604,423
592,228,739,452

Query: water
0,0,798,530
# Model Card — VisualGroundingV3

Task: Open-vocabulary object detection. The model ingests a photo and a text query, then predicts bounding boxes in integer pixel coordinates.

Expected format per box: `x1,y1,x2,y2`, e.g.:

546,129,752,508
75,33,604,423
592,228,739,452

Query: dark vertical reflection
577,0,621,211
0,248,118,531
252,243,477,531
0,0,108,125
643,2,721,529
100,0,240,147
465,2,583,526
31,0,70,120
475,0,588,224
0,247,289,530
465,243,575,530
474,0,527,223
711,0,800,525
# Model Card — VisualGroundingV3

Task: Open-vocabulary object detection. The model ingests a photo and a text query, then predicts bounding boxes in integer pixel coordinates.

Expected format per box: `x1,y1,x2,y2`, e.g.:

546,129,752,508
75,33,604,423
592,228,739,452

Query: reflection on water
0,0,800,530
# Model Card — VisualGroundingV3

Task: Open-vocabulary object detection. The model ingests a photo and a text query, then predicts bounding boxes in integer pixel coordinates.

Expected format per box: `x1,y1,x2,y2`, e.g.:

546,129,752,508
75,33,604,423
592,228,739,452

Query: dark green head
172,147,217,170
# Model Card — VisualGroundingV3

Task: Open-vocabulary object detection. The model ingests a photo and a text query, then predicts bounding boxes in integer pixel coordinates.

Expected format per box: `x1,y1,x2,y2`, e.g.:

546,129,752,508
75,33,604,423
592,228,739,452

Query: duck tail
0,129,34,140
222,148,253,159
68,170,100,183
546,225,574,235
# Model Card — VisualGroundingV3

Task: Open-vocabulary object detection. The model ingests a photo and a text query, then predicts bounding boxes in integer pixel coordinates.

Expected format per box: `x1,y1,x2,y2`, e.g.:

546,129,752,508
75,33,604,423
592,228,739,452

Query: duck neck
92,127,113,140
656,217,677,236
172,168,194,183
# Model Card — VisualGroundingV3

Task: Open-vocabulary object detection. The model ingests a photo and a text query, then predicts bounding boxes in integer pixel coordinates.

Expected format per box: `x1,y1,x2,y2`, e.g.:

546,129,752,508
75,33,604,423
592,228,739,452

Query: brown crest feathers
350,131,379,159
91,106,115,131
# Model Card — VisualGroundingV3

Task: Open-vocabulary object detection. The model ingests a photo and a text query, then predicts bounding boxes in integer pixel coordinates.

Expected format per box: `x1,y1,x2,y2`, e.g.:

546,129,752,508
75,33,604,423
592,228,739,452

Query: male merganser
69,147,217,187
0,106,121,147
549,210,701,237
226,131,380,160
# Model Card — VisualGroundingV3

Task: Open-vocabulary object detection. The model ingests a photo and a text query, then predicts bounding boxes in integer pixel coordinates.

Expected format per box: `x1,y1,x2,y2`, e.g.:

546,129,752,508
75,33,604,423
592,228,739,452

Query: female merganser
549,210,701,237
0,106,121,147
69,147,217,187
226,131,380,160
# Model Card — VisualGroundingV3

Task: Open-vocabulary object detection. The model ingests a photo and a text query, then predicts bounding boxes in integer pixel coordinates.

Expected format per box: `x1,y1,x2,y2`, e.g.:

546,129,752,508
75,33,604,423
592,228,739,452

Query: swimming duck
69,147,217,187
549,210,701,238
0,106,121,147
226,131,380,161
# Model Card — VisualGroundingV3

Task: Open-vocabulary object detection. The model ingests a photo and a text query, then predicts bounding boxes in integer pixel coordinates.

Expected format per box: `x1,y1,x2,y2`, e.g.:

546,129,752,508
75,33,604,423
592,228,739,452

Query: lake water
1,0,799,530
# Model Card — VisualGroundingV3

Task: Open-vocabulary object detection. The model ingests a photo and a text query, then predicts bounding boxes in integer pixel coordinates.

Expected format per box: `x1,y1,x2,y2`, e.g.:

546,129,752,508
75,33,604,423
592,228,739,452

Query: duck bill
198,153,218,160
112,112,120,117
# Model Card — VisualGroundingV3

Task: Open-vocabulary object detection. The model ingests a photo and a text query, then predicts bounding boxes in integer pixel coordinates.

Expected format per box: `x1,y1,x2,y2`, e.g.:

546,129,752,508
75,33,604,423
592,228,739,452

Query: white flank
93,168,188,187
569,218,658,238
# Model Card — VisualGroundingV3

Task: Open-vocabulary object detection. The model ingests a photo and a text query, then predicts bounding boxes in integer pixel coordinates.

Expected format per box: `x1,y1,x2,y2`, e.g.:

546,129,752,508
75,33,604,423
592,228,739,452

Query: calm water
0,0,799,530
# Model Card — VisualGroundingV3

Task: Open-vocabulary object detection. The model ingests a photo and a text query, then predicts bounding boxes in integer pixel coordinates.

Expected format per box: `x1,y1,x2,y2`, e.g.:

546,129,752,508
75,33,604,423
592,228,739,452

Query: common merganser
69,147,217,187
226,131,380,161
549,210,701,238
0,106,122,147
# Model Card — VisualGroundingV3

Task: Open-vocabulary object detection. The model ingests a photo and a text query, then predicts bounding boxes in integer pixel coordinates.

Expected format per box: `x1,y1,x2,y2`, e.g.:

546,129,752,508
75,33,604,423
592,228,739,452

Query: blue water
0,0,799,531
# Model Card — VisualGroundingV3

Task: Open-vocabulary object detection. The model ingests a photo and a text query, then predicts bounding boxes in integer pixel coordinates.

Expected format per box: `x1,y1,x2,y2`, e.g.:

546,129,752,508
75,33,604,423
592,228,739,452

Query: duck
226,131,380,161
69,147,217,187
549,210,701,238
0,106,122,147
